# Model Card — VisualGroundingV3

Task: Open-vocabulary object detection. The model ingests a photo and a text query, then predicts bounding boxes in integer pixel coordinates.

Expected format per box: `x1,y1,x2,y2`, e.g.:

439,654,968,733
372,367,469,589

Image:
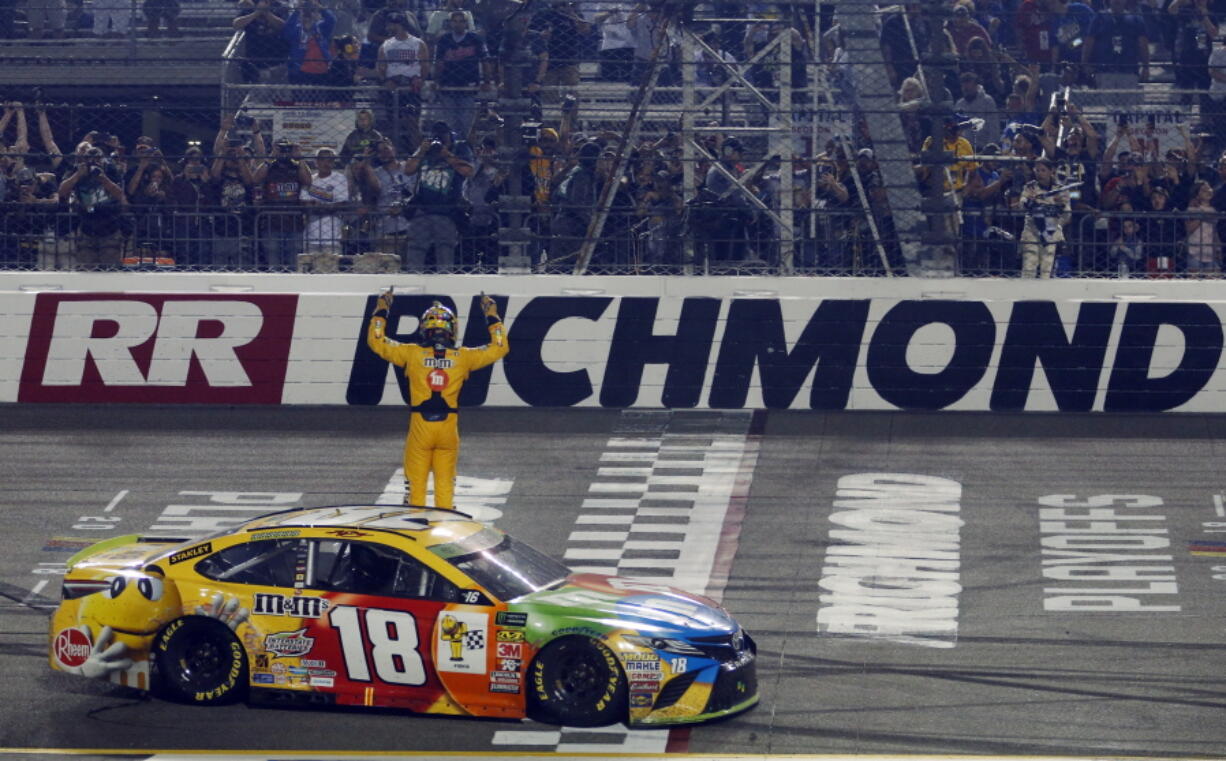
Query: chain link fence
1,0,1225,277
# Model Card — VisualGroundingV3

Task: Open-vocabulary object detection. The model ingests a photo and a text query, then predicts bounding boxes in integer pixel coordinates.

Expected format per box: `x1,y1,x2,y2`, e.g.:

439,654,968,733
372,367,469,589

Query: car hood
517,573,737,637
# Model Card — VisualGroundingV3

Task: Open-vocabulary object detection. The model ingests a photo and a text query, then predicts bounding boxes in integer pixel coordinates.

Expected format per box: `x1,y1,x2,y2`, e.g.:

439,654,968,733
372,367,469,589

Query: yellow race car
50,505,758,726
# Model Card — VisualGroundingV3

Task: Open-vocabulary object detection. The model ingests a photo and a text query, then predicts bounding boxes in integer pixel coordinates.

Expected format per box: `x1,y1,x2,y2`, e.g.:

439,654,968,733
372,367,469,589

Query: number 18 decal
329,606,426,686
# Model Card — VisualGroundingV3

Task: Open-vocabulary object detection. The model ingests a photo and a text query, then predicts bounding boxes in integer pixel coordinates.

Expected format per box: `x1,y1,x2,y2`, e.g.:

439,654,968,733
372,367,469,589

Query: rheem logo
19,294,297,404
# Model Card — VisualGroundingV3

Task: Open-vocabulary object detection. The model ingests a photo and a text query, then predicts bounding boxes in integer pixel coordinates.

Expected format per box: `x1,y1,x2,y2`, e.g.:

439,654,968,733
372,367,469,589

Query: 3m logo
19,294,298,404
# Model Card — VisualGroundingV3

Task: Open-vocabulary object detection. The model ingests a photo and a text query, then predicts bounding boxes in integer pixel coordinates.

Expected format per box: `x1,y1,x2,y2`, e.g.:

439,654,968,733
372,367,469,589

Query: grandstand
0,0,1221,278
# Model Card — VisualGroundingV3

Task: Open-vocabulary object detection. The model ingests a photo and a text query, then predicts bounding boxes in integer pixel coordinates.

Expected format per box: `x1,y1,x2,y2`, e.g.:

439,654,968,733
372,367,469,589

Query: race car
49,505,758,727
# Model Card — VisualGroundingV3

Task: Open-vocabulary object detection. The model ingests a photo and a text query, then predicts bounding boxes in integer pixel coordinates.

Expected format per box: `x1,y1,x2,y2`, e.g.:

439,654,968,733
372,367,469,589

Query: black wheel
529,636,627,727
153,617,248,705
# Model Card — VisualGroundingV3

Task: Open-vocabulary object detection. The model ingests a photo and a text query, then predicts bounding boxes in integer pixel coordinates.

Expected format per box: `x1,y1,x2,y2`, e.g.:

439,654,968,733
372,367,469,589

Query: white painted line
489,730,563,745
567,531,630,542
576,514,637,525
598,451,658,462
22,579,48,605
1215,493,1225,517
562,548,625,560
608,437,661,448
596,466,654,477
623,540,685,551
103,489,129,513
635,507,694,517
588,482,648,494
579,498,641,509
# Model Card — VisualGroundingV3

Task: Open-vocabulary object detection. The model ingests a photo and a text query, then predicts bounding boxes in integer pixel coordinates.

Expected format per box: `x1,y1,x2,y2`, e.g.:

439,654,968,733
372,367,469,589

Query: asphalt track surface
3,405,1226,759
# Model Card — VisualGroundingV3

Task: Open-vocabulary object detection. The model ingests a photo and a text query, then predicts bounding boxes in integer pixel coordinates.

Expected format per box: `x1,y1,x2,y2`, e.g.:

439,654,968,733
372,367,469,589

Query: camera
227,137,245,148
235,114,256,129
89,165,102,177
521,121,541,142
561,93,577,113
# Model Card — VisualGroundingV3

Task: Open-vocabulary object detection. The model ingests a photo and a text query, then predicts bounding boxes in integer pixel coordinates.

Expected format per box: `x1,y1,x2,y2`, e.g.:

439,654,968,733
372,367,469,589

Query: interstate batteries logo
19,293,298,404
264,629,315,657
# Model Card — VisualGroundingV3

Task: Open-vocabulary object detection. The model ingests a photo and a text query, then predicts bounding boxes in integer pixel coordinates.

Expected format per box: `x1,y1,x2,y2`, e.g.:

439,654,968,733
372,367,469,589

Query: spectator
1083,0,1149,105
1185,179,1221,275
549,140,600,262
402,121,474,271
365,137,413,267
1044,101,1099,208
433,11,494,141
299,148,351,270
27,0,67,38
533,0,589,102
1102,152,1151,210
92,0,132,36
328,33,363,86
1141,184,1179,275
462,135,507,269
19,171,69,269
948,2,991,56
898,76,929,152
881,2,929,88
127,149,171,259
1017,0,1055,71
57,146,127,269
367,0,423,48
695,28,737,87
1018,155,1071,278
284,0,337,87
1169,0,1217,106
234,0,289,83
954,71,1000,149
424,0,475,44
212,118,262,269
144,0,179,35
636,166,683,266
1052,0,1095,75
594,1,635,82
1110,217,1145,276
340,108,385,163
379,11,429,151
962,37,1008,103
921,115,979,192
167,145,215,268
695,137,756,262
592,146,635,265
524,126,563,243
254,138,312,270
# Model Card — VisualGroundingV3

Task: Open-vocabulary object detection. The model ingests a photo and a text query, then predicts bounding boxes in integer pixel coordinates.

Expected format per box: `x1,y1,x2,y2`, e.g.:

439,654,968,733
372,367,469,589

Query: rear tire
153,617,247,705
528,636,626,727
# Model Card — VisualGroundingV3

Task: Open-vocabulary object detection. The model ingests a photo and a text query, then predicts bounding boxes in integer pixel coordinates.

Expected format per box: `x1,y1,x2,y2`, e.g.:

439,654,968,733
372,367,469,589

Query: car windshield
432,530,570,601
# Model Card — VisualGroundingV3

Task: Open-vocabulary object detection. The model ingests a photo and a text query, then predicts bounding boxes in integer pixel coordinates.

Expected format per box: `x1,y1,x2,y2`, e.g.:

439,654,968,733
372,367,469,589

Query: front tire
153,617,247,705
529,636,627,726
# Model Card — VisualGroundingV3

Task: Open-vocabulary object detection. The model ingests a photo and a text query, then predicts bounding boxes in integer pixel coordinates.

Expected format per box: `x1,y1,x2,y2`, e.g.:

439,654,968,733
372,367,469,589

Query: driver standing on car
367,289,508,509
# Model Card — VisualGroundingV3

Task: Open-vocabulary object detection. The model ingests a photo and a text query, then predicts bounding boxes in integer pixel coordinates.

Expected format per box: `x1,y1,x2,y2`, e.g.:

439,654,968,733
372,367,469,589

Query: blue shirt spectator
284,1,337,85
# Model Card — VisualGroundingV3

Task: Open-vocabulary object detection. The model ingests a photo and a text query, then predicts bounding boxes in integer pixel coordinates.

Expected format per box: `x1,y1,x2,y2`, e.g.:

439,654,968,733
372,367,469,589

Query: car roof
242,505,497,549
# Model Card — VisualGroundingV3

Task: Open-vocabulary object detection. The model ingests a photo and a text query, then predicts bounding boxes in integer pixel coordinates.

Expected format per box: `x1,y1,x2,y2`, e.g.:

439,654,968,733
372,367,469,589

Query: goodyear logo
495,629,525,642
168,542,212,565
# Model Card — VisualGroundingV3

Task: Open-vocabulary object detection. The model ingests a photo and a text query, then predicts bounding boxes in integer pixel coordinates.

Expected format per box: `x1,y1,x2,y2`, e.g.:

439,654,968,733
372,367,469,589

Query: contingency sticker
436,611,488,673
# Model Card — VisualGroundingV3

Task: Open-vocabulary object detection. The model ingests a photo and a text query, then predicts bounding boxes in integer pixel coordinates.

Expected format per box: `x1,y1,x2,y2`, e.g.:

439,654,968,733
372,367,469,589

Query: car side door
305,537,474,712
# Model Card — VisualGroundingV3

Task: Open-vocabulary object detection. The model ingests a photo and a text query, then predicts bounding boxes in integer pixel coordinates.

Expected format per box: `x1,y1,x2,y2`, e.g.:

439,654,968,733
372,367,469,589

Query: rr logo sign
19,294,298,403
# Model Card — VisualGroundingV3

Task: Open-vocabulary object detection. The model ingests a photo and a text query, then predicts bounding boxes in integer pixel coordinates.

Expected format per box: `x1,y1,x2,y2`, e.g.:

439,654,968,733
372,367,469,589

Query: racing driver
367,289,508,509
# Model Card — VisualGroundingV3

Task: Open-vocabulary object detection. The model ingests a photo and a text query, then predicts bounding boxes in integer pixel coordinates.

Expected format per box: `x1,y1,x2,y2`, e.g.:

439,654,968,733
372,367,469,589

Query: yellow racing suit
366,311,508,509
